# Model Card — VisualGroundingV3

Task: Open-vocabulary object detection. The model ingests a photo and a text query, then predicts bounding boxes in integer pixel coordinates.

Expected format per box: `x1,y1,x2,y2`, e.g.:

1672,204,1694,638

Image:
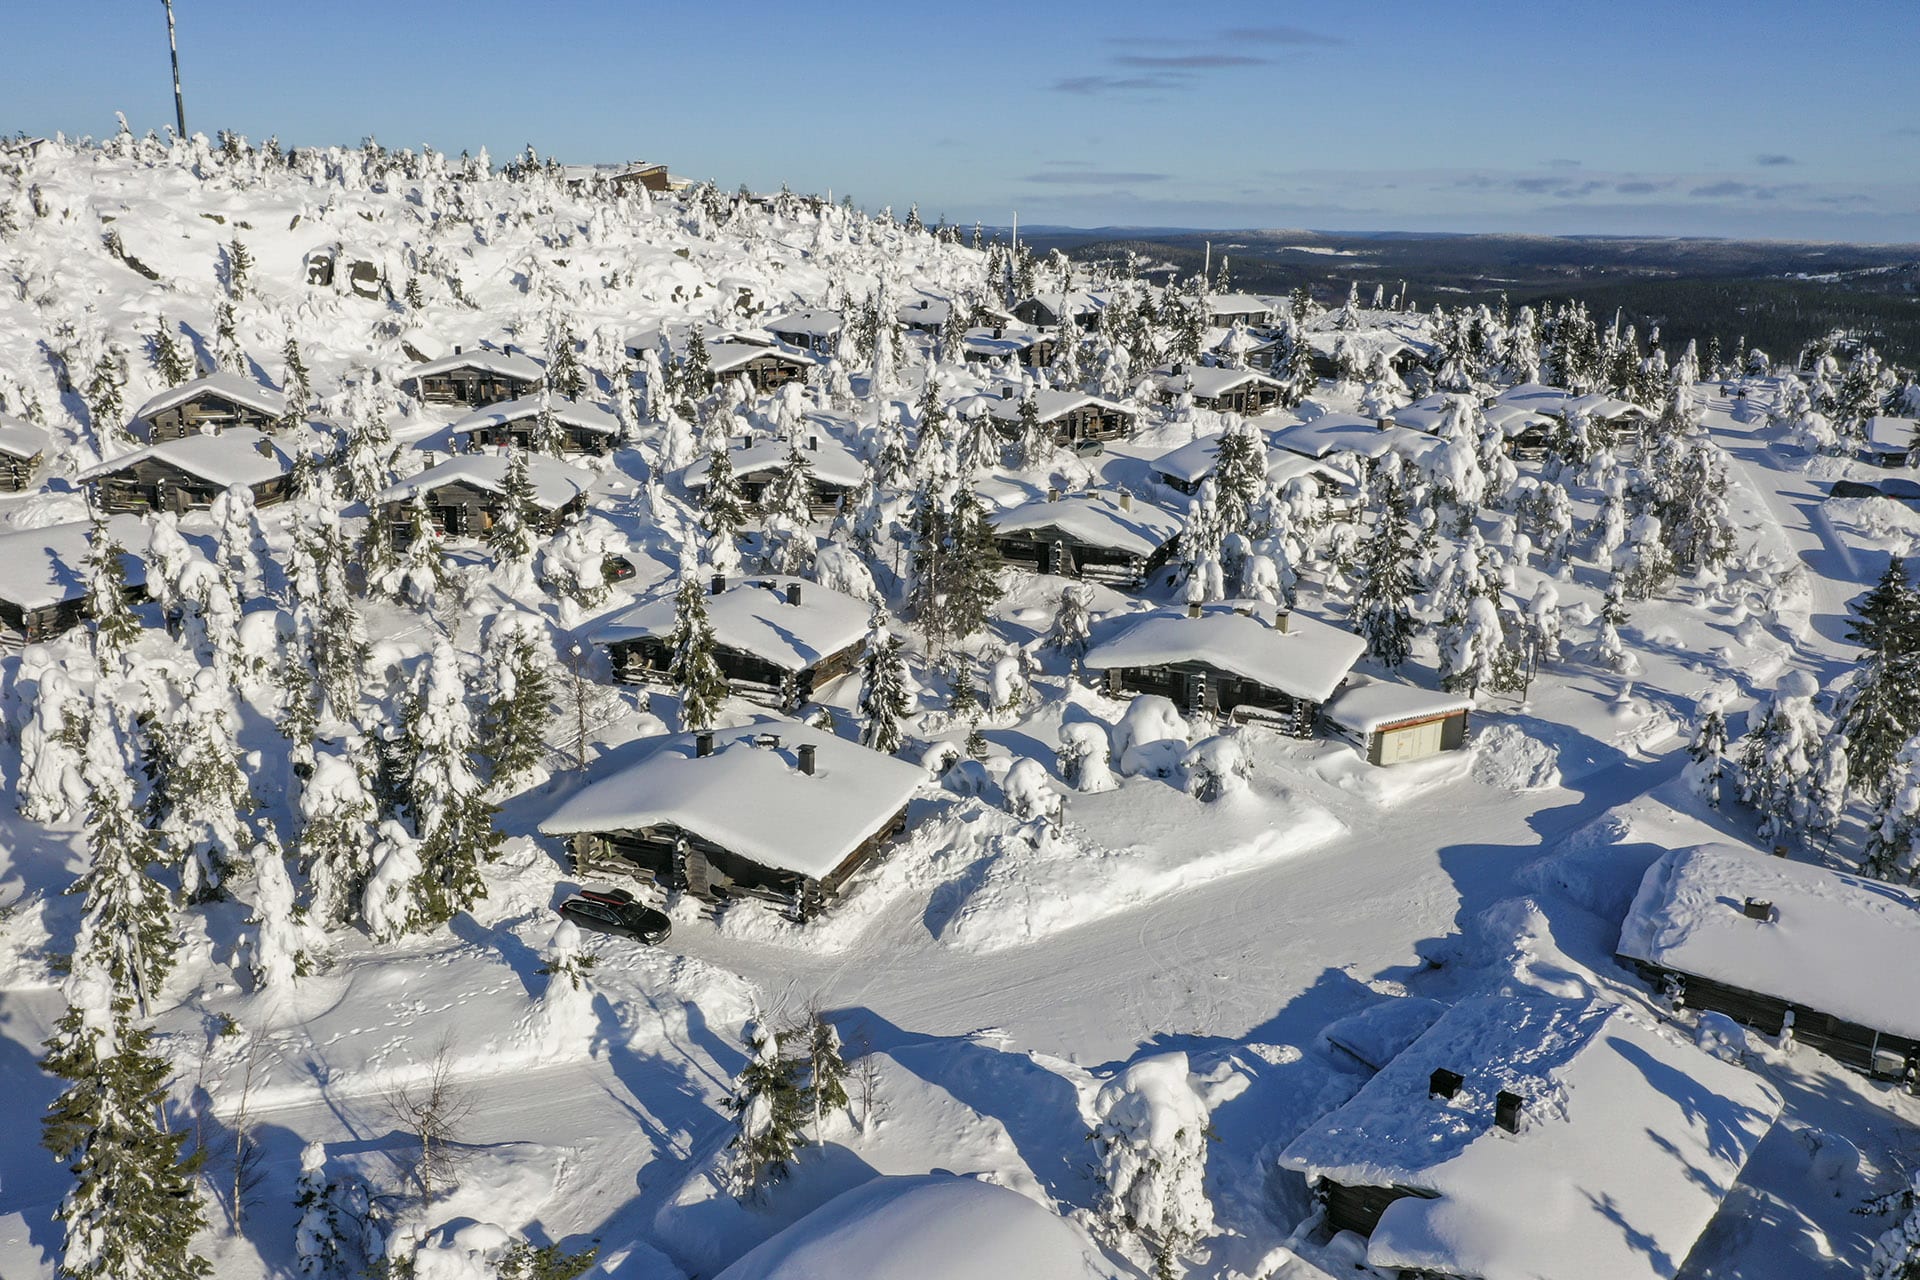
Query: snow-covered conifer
211,481,267,598
1739,672,1822,844
150,316,192,387
299,739,382,930
398,496,455,608
1087,1052,1219,1279
1353,480,1420,668
155,668,255,902
728,1028,807,1198
479,610,555,796
1686,700,1730,809
82,515,142,665
667,568,728,731
18,662,89,823
402,641,500,927
244,830,311,989
485,448,542,584
858,608,910,754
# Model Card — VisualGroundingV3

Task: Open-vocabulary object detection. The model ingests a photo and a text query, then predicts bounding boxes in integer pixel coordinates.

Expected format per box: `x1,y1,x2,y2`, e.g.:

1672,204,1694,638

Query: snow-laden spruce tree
797,1009,851,1144
485,449,542,589
1045,583,1094,660
1838,556,1920,802
760,436,817,576
211,481,268,598
667,568,728,732
1087,1052,1219,1280
1595,578,1632,671
1440,595,1505,696
298,738,382,929
1862,732,1920,884
1058,721,1117,793
1353,479,1420,668
1686,695,1730,810
858,607,910,754
156,667,256,903
1863,1168,1920,1278
150,315,192,387
293,1141,375,1280
17,661,89,823
82,514,142,668
403,641,501,928
727,1027,808,1199
280,337,313,431
244,830,313,989
1739,672,1823,844
360,818,426,943
479,610,555,796
1212,420,1265,539
700,443,748,561
398,496,455,608
340,380,396,508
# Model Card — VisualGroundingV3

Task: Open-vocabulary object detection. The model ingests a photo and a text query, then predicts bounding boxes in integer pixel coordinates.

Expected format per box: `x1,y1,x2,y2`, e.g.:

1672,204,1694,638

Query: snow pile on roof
1148,364,1281,400
539,721,924,880
0,414,50,460
1150,433,1347,489
709,338,816,373
763,307,843,339
1492,381,1571,415
1618,842,1920,1039
1085,606,1366,703
449,395,618,439
954,386,1131,426
991,493,1181,556
80,426,293,486
715,1174,1110,1280
682,434,865,490
0,516,150,609
1324,676,1473,734
1271,414,1437,462
1281,994,1780,1280
378,452,591,511
960,325,1048,358
1566,391,1648,421
133,370,285,422
593,574,868,672
1482,402,1554,439
895,292,955,326
406,347,544,383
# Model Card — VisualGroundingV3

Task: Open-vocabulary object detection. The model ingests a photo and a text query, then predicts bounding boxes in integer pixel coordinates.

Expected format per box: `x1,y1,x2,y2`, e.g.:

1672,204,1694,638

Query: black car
557,887,671,944
603,554,638,583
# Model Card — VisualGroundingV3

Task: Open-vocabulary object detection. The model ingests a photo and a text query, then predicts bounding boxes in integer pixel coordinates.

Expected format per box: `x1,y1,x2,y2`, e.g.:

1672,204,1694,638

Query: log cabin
1618,842,1920,1083
540,721,925,920
764,308,844,358
405,347,544,408
1083,602,1366,736
681,431,864,519
375,453,591,545
132,371,286,444
82,427,294,514
1149,363,1285,415
0,415,50,492
1012,291,1105,331
449,395,621,456
959,325,1056,369
0,517,149,644
595,573,868,709
1149,433,1357,519
955,385,1135,448
990,491,1181,589
1205,293,1277,328
1279,993,1778,1280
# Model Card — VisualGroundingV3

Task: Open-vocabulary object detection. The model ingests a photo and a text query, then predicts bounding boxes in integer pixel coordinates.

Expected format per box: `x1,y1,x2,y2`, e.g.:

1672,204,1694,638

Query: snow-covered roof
707,339,816,376
0,516,150,610
592,574,869,673
1324,676,1473,734
1865,415,1917,453
448,395,620,438
1304,330,1427,361
80,427,292,487
895,293,955,326
764,308,843,339
539,721,924,880
1085,605,1365,703
1564,391,1649,422
955,387,1133,426
682,433,865,491
992,493,1181,557
1017,290,1105,322
133,370,284,423
1481,402,1554,439
1149,433,1348,490
1618,842,1920,1040
1206,293,1276,319
1492,382,1571,415
405,348,544,384
377,452,591,511
715,1175,1107,1280
961,326,1049,358
0,414,50,461
1280,994,1780,1280
1381,396,1454,435
1271,414,1437,462
1148,364,1282,400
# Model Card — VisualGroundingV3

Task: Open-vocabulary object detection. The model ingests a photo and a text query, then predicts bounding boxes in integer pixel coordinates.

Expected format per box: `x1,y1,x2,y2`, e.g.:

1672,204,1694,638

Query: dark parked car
557,887,671,944
603,554,637,583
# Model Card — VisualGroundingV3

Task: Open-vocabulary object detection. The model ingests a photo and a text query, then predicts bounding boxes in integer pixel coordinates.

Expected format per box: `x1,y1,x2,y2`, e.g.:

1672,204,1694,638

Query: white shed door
1383,717,1444,764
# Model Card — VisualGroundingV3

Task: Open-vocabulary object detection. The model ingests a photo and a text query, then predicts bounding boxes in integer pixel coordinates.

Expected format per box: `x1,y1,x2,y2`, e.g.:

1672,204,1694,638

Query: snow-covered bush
1002,757,1061,821
1057,721,1117,793
1113,696,1190,779
1086,1052,1220,1277
1181,735,1251,801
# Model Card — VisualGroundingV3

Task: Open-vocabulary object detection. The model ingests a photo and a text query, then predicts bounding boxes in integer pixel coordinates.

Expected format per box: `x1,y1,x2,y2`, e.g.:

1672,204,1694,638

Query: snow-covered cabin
1149,434,1355,513
82,427,293,514
1618,842,1920,1080
540,720,924,918
1493,383,1647,450
714,1174,1107,1280
1148,363,1285,416
1270,413,1437,466
1279,994,1780,1280
1323,676,1472,764
132,371,285,444
1206,293,1277,329
448,396,620,456
0,414,50,491
1481,402,1555,459
896,291,1001,334
1306,330,1428,380
1012,290,1105,331
991,491,1181,588
954,385,1135,448
0,517,149,643
561,160,678,193
682,431,864,519
1085,602,1365,735
704,338,815,394
594,573,868,708
404,347,544,408
959,324,1056,368
763,308,843,358
1860,415,1918,468
375,453,590,544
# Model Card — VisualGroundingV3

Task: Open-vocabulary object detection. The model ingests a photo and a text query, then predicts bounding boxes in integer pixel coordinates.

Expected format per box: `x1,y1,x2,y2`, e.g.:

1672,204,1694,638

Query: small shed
0,415,51,492
449,396,620,456
1324,676,1472,764
595,573,869,708
0,517,150,643
1618,842,1920,1080
1084,602,1365,735
82,428,293,514
132,372,285,444
990,491,1181,588
405,347,545,408
1860,415,1919,468
1279,994,1779,1280
376,453,591,543
682,431,864,519
955,386,1135,447
539,721,925,919
959,325,1057,368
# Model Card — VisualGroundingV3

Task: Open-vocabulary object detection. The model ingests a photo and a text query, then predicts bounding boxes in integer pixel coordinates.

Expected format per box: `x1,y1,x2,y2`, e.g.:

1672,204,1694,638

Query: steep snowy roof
592,574,869,672
992,493,1181,557
0,516,150,610
764,307,844,339
405,348,544,384
1618,842,1920,1039
1281,995,1780,1280
80,427,292,487
1324,676,1473,734
0,414,50,460
682,433,865,490
448,395,620,438
715,1175,1110,1280
539,721,924,880
1149,364,1282,400
133,370,284,423
377,452,591,511
1271,415,1438,462
955,387,1133,426
1085,605,1365,703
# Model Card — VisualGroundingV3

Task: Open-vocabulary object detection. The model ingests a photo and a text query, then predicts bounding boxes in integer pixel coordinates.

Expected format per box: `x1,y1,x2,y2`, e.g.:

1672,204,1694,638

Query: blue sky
8,0,1919,240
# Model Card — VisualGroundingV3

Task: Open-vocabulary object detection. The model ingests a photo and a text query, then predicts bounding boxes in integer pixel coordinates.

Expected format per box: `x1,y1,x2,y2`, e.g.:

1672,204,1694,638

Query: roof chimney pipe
787,583,802,607
1188,601,1202,619
711,574,728,596
1495,1090,1523,1134
798,743,817,776
1742,897,1774,922
695,731,715,758
1430,1068,1463,1101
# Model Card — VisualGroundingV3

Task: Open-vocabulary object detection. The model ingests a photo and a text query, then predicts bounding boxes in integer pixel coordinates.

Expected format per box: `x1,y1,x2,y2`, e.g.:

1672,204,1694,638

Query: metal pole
161,0,186,138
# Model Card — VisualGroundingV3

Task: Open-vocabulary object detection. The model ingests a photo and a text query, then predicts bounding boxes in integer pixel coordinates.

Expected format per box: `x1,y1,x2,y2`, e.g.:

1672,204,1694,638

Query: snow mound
1470,722,1561,790
714,1174,1110,1280
1320,997,1450,1072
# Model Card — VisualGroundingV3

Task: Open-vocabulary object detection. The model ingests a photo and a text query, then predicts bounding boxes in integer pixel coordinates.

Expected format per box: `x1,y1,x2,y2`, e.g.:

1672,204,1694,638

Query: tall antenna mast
161,0,186,138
